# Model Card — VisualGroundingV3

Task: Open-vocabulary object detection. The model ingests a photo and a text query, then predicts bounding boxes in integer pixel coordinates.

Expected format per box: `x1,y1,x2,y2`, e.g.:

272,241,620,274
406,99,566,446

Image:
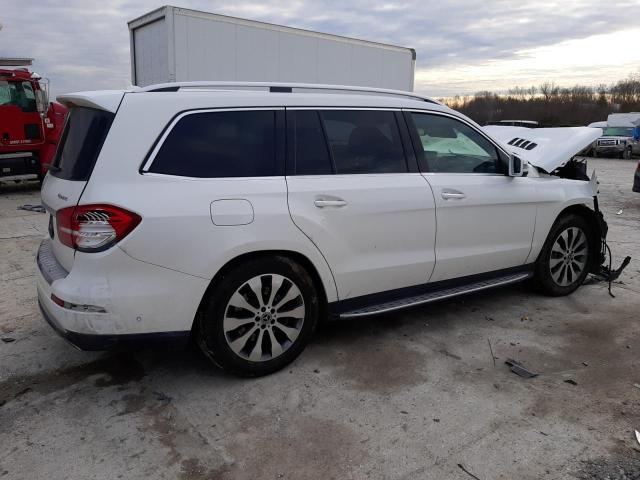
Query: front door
286,109,437,300
405,110,538,282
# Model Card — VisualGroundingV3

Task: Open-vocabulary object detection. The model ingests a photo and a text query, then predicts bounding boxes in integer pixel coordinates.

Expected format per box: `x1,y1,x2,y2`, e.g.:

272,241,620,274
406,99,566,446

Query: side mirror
508,154,526,177
35,89,48,115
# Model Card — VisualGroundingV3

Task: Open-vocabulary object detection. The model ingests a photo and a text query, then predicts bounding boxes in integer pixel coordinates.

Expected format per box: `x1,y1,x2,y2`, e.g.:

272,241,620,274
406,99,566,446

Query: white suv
37,82,607,376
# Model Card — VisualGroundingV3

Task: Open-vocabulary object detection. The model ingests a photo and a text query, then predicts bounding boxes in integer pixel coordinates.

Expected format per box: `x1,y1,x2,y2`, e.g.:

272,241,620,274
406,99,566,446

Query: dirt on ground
0,158,639,479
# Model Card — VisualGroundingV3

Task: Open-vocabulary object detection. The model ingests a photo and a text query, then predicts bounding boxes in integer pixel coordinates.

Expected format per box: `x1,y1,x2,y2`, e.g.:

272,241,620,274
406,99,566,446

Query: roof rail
139,81,441,105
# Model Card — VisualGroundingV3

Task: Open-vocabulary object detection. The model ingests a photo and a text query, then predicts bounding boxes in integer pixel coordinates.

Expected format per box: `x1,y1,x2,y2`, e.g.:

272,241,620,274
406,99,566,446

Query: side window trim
140,107,285,176
403,108,510,175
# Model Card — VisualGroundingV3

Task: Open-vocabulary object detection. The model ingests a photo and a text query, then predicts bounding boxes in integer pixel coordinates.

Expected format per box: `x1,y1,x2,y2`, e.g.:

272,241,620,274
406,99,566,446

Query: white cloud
0,0,637,99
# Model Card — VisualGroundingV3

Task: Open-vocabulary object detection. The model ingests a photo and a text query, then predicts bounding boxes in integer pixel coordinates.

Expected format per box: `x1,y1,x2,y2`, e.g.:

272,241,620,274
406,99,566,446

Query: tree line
443,75,640,127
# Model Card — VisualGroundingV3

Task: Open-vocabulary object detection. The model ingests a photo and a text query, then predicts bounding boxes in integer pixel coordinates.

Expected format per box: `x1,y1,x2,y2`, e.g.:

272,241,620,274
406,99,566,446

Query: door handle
441,189,466,200
314,198,347,208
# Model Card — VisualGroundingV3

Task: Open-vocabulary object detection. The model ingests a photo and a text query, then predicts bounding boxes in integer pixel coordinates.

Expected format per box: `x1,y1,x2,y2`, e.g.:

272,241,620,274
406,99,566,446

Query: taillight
56,204,141,252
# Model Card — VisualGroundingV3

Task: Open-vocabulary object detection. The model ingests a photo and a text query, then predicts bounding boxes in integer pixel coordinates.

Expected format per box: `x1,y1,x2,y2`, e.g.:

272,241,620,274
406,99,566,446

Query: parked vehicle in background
486,120,539,128
37,82,608,377
128,6,416,91
594,113,640,159
0,63,67,184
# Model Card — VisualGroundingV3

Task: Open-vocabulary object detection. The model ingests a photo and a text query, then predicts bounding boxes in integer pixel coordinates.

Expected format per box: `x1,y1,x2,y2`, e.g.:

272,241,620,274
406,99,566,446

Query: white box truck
128,6,416,91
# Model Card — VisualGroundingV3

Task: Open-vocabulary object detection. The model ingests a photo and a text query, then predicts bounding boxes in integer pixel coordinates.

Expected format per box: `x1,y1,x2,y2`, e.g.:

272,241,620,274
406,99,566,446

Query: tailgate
41,106,116,271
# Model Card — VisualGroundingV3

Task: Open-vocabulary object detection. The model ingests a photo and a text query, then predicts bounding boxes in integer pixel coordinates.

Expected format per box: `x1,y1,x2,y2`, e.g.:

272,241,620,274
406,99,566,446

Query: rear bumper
38,299,189,351
36,238,202,351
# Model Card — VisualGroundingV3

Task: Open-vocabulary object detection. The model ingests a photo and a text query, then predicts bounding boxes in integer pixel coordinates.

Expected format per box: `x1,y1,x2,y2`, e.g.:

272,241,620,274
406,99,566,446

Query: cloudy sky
1,0,639,99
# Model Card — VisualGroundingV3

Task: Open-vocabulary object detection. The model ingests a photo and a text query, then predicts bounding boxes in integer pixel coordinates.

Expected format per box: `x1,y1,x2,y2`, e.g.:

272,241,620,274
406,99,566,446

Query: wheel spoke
278,305,305,319
228,326,258,353
267,275,285,306
246,277,264,307
274,286,300,309
248,329,265,361
274,321,301,342
267,329,283,357
223,316,255,331
228,291,258,315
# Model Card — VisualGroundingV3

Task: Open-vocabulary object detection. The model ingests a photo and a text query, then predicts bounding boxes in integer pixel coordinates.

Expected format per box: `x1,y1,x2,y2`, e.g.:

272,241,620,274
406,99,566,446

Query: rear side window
149,110,277,178
319,110,407,174
288,110,333,175
51,107,114,181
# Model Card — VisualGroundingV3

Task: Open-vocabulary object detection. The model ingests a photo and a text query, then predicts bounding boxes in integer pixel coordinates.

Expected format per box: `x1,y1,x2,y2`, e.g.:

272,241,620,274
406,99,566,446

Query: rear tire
532,214,593,296
197,256,319,377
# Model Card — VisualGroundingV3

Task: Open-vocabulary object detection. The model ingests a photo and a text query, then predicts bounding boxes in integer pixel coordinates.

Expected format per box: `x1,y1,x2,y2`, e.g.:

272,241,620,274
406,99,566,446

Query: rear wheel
197,256,319,376
532,214,593,296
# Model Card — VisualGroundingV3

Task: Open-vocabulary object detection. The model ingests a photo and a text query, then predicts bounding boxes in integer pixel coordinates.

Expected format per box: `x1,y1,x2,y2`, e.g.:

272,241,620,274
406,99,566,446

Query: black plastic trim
39,300,190,351
327,264,534,317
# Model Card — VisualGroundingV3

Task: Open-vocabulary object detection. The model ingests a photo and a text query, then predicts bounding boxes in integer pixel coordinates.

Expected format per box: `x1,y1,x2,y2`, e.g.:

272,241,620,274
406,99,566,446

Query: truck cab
594,113,640,159
0,67,67,183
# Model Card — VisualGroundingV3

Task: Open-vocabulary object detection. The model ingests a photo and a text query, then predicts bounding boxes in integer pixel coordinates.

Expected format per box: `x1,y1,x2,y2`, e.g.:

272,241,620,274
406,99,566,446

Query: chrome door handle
314,199,347,208
441,189,466,200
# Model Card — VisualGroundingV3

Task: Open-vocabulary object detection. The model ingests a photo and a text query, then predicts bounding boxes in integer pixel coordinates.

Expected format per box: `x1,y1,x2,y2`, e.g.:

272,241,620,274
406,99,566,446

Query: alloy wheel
223,274,305,362
549,226,588,287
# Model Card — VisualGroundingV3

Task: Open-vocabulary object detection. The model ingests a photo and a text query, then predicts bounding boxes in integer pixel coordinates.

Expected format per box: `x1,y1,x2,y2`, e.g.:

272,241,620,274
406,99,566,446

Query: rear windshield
51,107,114,181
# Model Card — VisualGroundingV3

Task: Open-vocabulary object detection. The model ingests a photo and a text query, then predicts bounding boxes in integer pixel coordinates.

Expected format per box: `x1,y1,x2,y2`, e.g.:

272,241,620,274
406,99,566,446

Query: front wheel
532,214,593,296
197,256,319,376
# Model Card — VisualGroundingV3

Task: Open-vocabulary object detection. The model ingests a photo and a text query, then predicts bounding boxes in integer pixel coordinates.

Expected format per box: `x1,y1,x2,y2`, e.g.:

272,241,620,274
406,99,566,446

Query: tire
532,214,594,296
592,150,598,158
623,147,632,160
197,256,319,377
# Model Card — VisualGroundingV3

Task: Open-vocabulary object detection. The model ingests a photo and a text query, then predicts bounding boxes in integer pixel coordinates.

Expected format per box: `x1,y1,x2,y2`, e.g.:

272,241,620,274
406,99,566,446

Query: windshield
0,80,37,112
603,127,633,137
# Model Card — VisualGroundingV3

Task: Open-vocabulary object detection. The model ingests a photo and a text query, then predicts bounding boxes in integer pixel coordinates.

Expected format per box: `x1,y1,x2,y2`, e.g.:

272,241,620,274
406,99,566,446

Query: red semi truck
0,66,67,184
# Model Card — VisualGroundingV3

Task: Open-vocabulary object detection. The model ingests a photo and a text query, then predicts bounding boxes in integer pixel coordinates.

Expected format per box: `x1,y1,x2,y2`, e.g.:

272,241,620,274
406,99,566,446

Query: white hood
483,125,602,173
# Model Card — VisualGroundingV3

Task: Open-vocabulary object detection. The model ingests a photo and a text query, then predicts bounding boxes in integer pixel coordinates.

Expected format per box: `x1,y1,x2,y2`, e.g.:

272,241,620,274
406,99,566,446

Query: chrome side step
339,272,532,319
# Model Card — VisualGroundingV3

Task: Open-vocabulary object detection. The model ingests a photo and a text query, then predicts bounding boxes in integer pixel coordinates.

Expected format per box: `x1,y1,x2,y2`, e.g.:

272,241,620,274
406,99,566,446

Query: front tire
197,256,319,377
532,214,593,296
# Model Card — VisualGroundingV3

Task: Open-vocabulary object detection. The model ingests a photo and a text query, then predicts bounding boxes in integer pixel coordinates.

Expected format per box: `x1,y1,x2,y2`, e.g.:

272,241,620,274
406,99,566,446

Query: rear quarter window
51,107,115,181
148,110,278,178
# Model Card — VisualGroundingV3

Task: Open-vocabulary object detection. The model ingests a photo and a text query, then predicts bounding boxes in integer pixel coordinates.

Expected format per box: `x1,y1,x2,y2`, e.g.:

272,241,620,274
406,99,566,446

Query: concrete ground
0,158,638,480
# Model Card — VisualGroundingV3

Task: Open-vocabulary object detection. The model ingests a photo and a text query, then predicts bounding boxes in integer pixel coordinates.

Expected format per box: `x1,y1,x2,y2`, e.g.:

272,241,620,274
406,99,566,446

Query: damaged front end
483,125,631,288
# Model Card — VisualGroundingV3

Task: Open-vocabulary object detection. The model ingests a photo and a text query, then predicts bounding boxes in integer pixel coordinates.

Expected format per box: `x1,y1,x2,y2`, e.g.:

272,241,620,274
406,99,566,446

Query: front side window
410,113,504,174
149,110,277,178
0,81,37,112
319,110,407,174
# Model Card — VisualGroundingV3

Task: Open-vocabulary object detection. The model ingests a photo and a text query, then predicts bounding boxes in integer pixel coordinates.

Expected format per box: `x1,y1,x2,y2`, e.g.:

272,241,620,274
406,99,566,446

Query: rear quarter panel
77,92,339,302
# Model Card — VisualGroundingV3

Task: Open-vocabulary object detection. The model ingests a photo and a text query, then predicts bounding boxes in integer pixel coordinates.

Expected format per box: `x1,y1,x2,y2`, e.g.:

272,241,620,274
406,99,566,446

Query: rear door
286,109,437,300
405,111,537,282
41,106,115,270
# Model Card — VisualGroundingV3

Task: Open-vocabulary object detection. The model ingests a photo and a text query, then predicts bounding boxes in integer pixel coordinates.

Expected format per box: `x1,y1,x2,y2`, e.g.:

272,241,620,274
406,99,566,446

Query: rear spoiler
56,90,129,113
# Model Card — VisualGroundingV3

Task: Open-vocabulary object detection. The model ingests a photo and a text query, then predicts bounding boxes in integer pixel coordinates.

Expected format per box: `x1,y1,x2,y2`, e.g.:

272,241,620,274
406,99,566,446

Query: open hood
483,125,602,173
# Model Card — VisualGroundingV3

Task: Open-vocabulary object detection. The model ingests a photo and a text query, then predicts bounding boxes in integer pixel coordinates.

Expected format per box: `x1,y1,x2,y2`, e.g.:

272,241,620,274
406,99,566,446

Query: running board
339,272,532,319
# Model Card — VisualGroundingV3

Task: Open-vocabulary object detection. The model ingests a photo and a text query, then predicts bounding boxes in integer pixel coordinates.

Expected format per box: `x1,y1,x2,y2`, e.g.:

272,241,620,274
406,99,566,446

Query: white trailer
128,6,416,91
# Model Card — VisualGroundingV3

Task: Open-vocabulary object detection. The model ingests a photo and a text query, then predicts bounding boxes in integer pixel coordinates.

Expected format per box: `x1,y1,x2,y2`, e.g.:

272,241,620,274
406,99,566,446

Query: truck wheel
532,214,593,296
197,256,319,377
623,147,632,160
592,150,598,158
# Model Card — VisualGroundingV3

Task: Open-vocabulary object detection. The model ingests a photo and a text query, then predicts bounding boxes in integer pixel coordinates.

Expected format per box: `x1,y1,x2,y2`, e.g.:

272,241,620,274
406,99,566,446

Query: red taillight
56,204,141,252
